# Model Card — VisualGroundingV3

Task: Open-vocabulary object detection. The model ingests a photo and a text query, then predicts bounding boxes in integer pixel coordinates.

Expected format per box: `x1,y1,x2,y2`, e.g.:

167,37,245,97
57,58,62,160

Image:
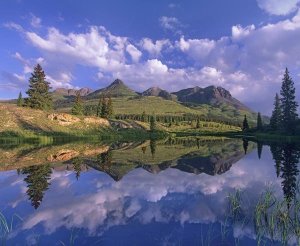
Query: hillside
173,85,250,110
0,104,112,138
142,87,176,100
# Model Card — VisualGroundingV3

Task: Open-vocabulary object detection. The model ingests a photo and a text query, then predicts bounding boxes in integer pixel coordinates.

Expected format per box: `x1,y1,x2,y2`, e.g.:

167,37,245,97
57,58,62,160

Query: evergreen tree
270,93,282,131
196,117,200,129
141,111,146,122
71,92,84,115
242,115,249,131
107,96,113,118
25,64,52,110
96,97,102,117
257,112,263,130
150,115,156,132
280,68,298,134
101,97,109,118
17,91,23,107
22,164,52,209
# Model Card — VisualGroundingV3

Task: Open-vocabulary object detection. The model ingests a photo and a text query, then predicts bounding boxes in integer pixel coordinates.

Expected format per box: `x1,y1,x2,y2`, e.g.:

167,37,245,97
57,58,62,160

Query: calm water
0,137,300,245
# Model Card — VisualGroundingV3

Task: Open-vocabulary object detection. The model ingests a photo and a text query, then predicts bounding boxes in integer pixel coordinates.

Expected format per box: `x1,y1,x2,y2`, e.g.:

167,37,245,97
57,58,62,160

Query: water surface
0,137,299,245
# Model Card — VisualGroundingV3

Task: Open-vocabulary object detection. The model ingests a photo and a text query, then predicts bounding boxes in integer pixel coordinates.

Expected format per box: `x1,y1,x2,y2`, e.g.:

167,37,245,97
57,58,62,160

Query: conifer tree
96,97,102,117
141,111,146,122
280,68,298,134
196,117,200,129
270,93,282,131
71,92,84,115
25,64,52,110
150,115,156,132
242,115,249,131
101,97,109,118
107,96,113,118
17,91,23,107
257,112,263,130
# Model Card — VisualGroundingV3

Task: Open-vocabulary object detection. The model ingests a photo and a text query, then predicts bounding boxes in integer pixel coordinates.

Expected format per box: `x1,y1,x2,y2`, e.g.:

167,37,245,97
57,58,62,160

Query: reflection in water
1,137,300,245
21,164,52,209
270,142,300,206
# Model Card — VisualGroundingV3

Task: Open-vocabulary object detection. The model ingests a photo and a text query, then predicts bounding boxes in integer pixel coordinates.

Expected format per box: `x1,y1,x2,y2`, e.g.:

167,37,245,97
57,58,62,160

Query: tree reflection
150,139,156,158
22,164,52,209
270,142,300,206
242,138,248,154
72,157,83,180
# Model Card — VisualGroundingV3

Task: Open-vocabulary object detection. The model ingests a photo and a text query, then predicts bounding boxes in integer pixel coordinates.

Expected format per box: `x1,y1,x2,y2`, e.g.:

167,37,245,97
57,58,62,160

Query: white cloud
126,44,142,62
232,24,255,40
140,38,171,56
257,0,300,15
159,16,182,33
30,14,42,28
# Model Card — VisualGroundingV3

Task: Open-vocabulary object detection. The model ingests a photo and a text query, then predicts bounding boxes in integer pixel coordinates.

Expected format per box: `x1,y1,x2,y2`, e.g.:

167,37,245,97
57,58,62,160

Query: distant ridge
173,85,250,111
53,87,93,97
142,87,176,100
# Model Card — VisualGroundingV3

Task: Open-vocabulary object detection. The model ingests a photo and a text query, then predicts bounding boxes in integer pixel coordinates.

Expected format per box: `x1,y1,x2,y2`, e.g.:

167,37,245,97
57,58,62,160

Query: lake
0,137,300,245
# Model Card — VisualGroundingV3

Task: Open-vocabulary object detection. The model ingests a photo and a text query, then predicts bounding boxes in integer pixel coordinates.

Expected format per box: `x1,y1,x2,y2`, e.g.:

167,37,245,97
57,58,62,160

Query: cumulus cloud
257,0,300,15
140,38,171,57
30,14,42,28
126,44,142,62
5,10,300,113
159,16,183,34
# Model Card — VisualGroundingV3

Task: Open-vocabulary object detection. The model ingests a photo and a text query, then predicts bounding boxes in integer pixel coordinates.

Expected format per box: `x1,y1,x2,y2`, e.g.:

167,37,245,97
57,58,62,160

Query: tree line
242,68,299,135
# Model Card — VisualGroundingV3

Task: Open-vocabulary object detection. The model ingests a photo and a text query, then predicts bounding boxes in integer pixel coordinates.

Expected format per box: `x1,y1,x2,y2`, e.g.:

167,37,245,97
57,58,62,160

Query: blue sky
1,0,300,114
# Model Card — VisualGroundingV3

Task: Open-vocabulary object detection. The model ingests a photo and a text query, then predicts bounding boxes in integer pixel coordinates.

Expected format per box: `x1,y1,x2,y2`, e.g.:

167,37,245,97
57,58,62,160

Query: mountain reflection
1,138,300,245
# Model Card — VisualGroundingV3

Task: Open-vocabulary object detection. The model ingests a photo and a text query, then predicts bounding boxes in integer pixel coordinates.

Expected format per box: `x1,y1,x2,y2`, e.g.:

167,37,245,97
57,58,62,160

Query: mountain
53,87,93,97
173,85,250,111
87,79,137,98
142,87,176,100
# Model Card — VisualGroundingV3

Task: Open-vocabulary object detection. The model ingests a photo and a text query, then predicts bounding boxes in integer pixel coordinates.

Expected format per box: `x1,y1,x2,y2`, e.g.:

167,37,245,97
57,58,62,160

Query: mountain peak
109,79,125,87
173,85,249,110
142,87,176,100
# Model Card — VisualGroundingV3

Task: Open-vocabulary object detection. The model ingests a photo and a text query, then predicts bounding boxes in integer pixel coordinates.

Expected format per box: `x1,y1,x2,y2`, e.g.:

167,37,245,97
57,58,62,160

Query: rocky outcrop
142,87,176,100
83,117,110,126
48,113,80,126
47,149,79,162
54,87,93,97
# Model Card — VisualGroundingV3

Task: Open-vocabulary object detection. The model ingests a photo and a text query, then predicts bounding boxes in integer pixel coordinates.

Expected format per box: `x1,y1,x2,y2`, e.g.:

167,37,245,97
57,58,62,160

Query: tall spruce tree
270,93,282,131
280,68,298,134
242,115,249,131
257,112,263,130
101,97,109,118
107,96,113,118
17,91,23,107
71,92,84,115
25,64,52,110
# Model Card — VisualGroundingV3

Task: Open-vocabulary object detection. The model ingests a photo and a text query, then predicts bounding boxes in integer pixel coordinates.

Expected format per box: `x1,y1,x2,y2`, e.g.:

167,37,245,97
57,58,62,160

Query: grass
54,96,259,123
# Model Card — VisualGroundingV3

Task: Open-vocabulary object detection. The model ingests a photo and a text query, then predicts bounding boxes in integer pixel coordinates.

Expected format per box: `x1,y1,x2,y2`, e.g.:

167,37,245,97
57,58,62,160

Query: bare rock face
83,117,110,126
47,149,79,162
48,113,80,125
83,146,110,156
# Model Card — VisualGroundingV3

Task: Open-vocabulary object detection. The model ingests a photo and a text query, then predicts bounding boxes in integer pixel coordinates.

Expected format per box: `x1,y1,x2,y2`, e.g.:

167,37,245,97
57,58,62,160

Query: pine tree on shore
71,92,84,115
257,112,263,130
25,64,52,110
242,115,249,131
17,91,23,107
280,68,298,134
270,93,282,131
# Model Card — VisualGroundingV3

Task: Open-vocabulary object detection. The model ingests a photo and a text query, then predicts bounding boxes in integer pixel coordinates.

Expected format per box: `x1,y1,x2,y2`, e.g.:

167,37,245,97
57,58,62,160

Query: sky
1,0,300,114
